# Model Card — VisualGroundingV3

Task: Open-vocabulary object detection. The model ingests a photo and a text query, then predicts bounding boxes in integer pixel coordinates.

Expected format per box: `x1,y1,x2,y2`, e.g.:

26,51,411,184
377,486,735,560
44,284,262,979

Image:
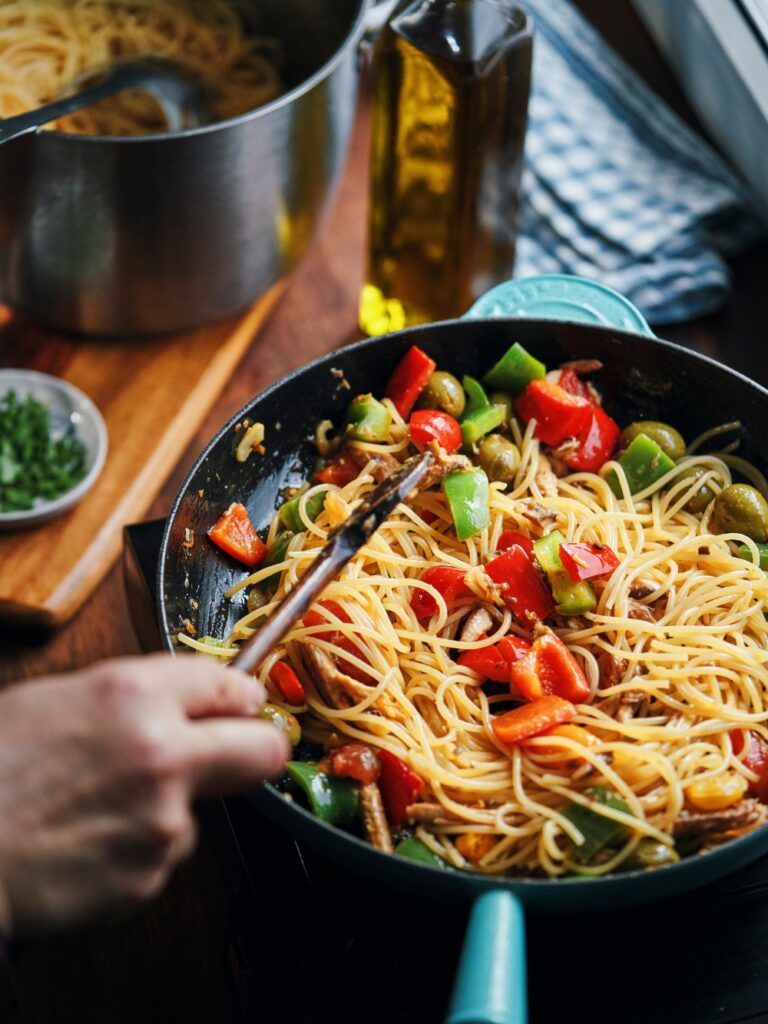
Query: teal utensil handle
464,273,655,337
446,890,526,1024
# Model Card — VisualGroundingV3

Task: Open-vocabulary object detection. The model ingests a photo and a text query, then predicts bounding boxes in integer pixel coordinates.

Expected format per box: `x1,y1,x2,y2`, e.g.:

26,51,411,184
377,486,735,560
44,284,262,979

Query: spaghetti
188,352,768,878
0,0,283,135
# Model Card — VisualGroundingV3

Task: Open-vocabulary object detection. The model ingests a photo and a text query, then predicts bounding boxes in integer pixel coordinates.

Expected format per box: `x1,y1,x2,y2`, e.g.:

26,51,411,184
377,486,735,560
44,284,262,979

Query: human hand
0,653,289,938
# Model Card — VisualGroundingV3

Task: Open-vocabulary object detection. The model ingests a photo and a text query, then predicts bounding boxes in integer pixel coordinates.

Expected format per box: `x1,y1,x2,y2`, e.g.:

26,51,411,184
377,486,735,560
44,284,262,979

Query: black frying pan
158,306,768,1024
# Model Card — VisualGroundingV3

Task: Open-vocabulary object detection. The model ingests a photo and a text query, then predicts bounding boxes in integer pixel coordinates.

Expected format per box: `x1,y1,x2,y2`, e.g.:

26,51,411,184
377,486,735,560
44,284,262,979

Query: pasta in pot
190,348,768,877
0,0,283,135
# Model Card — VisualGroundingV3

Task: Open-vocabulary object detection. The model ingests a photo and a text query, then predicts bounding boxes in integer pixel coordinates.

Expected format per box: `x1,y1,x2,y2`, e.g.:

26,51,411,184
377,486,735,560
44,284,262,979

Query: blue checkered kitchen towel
517,0,765,324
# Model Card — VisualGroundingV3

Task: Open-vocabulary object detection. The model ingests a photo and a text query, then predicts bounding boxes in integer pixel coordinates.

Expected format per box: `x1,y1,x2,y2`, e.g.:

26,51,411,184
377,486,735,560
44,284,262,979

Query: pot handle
463,273,656,337
445,890,527,1024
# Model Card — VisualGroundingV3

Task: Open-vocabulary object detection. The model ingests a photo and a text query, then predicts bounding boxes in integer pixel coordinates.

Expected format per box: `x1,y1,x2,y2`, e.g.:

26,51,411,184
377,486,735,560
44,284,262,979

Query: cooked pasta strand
0,0,282,135
185,429,768,877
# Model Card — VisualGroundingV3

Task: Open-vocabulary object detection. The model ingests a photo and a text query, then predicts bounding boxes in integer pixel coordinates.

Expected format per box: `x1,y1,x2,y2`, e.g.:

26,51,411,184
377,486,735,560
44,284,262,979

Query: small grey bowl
0,369,108,530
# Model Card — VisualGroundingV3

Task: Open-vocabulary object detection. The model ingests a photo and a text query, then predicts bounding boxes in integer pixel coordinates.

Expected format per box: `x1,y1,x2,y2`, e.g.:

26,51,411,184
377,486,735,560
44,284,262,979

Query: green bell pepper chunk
563,786,632,863
533,531,596,615
286,761,359,826
488,390,513,423
460,404,506,449
442,468,490,540
189,635,233,659
461,374,491,417
394,837,447,869
738,542,768,571
345,393,391,443
266,530,293,566
261,529,294,596
483,342,546,394
279,489,327,533
606,433,676,497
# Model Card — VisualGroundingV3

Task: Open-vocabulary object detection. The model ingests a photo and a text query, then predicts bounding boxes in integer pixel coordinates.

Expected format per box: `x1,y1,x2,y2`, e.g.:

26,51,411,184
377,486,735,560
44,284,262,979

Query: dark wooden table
2,3,768,1022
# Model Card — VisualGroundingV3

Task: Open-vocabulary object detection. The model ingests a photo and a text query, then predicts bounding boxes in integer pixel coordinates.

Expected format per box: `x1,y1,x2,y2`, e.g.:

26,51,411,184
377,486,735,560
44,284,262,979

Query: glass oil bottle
359,0,533,336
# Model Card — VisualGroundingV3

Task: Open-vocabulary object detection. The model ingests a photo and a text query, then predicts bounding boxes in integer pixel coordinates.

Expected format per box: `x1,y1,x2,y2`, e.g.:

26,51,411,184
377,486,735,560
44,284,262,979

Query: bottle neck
390,0,530,67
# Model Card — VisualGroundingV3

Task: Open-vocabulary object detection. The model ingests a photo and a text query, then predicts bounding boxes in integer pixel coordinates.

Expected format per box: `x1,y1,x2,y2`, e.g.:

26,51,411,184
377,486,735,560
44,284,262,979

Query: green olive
619,421,687,462
627,839,680,870
258,702,301,746
713,484,768,542
488,391,513,425
247,586,269,614
676,465,717,514
476,434,521,483
415,371,466,418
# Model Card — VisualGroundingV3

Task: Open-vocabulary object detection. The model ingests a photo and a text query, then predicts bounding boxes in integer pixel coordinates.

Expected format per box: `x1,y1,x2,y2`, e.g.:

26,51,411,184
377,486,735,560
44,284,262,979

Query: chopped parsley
0,389,87,513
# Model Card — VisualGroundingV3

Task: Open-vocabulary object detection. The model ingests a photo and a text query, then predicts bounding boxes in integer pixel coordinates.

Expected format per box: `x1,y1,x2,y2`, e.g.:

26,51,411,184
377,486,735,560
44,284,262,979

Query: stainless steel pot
0,0,368,335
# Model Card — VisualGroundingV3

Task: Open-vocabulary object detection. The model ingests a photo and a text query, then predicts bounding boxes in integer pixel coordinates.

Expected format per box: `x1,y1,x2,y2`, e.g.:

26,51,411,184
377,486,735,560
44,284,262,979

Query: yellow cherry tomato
687,772,748,812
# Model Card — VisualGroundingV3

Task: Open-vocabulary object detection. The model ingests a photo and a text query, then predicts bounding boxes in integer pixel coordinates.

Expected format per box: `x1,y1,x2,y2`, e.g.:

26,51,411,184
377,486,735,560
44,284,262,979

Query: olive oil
359,0,532,336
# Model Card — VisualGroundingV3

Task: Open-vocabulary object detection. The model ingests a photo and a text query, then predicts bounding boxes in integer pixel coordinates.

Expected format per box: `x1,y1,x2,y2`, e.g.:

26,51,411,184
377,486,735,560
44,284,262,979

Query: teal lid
466,274,655,337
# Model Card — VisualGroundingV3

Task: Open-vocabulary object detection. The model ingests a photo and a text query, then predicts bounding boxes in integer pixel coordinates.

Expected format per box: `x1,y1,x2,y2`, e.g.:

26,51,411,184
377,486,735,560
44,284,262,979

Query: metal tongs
230,450,435,673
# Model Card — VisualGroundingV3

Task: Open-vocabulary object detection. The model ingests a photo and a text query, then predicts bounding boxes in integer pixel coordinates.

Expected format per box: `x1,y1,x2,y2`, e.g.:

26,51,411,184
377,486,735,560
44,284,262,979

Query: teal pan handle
464,273,655,337
446,890,527,1024
446,274,651,1024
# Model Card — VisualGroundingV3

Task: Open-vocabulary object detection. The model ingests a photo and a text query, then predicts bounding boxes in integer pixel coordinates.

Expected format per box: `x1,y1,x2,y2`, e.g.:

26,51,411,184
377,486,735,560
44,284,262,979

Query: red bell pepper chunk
458,634,533,683
208,502,267,569
562,404,621,473
458,638,510,682
733,731,768,797
496,530,534,557
385,345,436,419
559,541,620,582
335,636,371,682
410,566,469,621
302,601,370,683
556,367,597,404
497,635,533,667
377,749,424,825
515,379,592,446
302,599,351,629
409,409,462,453
485,546,555,624
269,660,306,705
314,452,360,487
492,695,577,746
510,631,591,703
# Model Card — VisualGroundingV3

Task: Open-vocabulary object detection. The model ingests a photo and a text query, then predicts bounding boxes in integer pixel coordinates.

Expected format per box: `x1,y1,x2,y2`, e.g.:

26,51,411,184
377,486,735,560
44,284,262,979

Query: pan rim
158,315,768,898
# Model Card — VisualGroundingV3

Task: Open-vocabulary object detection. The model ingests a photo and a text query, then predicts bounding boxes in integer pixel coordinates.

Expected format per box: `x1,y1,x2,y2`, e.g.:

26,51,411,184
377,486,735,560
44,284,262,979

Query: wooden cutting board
0,285,284,630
